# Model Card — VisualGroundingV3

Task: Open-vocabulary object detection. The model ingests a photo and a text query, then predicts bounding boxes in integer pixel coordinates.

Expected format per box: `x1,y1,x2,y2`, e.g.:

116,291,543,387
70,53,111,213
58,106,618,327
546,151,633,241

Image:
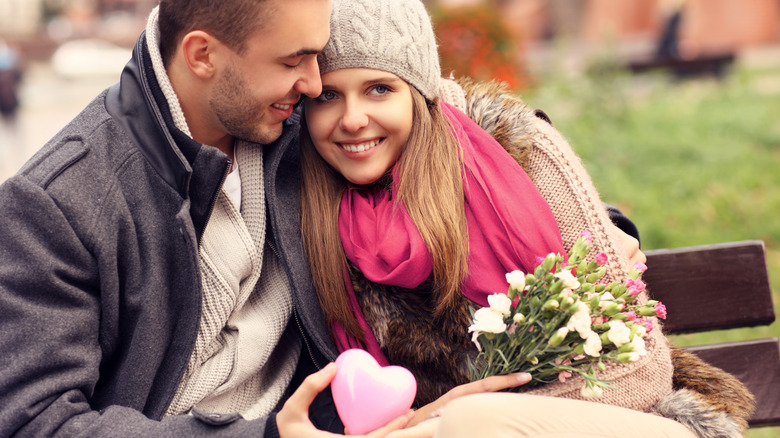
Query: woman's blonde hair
299,88,469,337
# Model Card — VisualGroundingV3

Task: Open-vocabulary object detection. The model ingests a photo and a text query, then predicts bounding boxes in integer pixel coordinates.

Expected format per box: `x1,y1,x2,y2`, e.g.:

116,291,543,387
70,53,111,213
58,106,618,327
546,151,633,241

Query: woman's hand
386,418,440,438
276,362,413,438
406,372,531,428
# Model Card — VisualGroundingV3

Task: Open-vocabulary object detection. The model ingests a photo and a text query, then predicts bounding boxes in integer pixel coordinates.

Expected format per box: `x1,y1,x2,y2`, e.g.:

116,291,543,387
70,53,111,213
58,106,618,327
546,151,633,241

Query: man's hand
613,225,646,267
277,362,413,438
406,372,531,428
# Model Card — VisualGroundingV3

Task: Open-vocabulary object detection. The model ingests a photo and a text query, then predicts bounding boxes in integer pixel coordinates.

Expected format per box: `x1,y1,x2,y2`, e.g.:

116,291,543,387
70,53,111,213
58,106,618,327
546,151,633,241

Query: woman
297,0,752,436
300,0,566,407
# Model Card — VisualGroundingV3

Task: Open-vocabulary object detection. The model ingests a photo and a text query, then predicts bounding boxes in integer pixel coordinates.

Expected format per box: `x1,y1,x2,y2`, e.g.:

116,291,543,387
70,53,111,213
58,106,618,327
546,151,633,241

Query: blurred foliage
522,55,780,437
431,2,528,89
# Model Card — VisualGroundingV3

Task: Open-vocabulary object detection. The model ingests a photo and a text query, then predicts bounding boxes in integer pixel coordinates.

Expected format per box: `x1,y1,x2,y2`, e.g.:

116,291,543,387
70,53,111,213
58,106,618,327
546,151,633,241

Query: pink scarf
333,102,565,364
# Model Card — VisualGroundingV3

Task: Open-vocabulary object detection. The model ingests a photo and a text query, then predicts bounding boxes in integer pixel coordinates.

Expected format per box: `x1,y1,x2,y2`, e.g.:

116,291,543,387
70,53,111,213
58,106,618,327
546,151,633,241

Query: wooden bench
627,53,735,79
643,240,780,428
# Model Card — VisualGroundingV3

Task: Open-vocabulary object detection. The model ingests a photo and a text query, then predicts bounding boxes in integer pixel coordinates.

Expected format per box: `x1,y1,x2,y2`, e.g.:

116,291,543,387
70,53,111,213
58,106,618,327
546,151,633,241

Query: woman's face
304,68,414,186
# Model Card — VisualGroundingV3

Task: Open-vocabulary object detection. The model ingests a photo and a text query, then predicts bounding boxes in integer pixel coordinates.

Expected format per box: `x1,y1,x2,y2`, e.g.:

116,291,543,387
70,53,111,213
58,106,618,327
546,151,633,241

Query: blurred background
0,0,778,435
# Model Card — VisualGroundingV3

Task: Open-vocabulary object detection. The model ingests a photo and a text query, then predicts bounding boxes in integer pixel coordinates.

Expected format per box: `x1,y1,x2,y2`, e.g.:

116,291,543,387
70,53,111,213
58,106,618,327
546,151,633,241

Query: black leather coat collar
105,31,229,240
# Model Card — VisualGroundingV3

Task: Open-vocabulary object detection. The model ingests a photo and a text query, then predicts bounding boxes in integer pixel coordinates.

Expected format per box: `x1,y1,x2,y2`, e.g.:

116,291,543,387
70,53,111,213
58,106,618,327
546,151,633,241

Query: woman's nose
339,100,369,133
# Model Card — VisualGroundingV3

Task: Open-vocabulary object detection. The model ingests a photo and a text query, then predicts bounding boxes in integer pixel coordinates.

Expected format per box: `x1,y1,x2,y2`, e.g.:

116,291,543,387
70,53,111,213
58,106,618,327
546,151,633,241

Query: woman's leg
434,393,697,438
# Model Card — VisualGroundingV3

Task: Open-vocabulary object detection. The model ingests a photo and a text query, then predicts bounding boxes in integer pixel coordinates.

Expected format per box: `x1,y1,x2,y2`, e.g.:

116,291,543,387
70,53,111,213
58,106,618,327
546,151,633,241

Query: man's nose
295,60,323,98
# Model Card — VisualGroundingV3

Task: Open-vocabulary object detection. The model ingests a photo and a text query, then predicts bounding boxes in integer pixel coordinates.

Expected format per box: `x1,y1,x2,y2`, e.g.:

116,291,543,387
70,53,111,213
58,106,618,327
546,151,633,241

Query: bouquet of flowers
467,231,667,398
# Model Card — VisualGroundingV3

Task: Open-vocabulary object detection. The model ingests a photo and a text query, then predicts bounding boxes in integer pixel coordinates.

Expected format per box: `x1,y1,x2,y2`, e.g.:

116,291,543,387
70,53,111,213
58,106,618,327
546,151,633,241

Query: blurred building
0,0,156,60
436,0,780,55
432,0,780,83
0,0,44,37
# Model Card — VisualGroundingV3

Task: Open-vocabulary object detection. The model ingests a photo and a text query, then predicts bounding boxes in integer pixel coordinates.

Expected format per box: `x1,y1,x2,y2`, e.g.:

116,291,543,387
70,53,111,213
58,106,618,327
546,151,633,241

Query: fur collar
455,77,536,171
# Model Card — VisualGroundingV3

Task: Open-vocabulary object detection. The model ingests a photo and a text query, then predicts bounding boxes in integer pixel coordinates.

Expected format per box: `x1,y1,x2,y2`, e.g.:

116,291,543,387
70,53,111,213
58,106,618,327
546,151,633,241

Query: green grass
522,60,780,437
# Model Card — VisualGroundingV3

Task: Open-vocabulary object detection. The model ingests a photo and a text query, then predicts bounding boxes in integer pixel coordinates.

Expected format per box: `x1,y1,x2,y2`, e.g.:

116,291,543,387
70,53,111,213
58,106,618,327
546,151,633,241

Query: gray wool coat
0,31,341,437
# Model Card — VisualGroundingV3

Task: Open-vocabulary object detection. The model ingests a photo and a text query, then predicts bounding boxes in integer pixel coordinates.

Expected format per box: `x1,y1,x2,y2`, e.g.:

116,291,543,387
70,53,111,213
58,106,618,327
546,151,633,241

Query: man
0,0,347,435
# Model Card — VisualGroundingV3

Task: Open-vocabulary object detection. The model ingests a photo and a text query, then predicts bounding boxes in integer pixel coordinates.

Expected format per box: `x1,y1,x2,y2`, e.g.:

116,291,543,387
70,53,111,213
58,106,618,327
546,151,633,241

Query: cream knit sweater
165,142,300,419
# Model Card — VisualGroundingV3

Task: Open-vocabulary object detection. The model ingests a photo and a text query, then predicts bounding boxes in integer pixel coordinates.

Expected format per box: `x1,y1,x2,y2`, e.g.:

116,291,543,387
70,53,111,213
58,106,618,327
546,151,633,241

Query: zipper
266,225,323,371
197,159,231,243
294,307,322,370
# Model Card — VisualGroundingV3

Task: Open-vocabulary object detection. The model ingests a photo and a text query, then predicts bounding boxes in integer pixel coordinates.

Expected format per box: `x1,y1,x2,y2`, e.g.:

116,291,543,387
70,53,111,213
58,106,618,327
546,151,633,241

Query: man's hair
158,0,274,66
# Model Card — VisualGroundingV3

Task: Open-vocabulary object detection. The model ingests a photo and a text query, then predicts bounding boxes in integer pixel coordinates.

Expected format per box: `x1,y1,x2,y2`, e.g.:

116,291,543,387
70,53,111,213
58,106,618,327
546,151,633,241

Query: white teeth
341,139,380,153
272,103,291,110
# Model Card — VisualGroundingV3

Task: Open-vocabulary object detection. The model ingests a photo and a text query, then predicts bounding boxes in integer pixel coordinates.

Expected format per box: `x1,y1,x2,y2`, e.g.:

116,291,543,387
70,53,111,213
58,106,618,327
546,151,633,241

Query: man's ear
181,30,217,79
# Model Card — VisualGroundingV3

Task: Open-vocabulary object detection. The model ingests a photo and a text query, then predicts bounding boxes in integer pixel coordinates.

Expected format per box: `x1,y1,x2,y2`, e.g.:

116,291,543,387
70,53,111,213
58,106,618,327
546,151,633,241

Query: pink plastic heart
331,349,417,434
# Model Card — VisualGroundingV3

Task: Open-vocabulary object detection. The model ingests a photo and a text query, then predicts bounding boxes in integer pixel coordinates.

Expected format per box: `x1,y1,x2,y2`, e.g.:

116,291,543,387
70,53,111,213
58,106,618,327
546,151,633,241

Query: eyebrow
282,48,321,58
363,76,403,86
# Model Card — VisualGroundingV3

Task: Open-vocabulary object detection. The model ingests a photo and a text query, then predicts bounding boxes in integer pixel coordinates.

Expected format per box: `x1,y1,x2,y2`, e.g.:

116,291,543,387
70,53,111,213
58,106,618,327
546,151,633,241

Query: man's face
209,0,331,145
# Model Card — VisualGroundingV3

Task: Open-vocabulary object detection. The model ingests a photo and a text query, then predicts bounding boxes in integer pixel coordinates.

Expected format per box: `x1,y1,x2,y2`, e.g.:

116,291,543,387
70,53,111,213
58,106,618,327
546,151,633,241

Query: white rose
505,270,526,291
583,331,602,357
607,320,631,347
581,384,603,399
554,270,580,290
566,303,592,339
599,292,616,310
468,307,507,336
619,352,641,363
471,331,482,352
631,334,647,356
487,293,512,316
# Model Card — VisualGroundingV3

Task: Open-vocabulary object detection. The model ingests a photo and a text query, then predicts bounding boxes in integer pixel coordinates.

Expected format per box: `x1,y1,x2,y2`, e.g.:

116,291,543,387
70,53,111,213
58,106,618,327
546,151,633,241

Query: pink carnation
580,230,593,243
654,302,667,320
624,311,636,321
595,253,608,265
634,261,648,273
640,318,654,333
627,286,640,298
633,279,647,293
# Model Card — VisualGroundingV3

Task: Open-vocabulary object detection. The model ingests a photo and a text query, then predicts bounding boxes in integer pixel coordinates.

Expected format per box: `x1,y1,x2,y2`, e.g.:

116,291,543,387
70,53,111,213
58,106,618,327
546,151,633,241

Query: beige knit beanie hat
318,0,441,101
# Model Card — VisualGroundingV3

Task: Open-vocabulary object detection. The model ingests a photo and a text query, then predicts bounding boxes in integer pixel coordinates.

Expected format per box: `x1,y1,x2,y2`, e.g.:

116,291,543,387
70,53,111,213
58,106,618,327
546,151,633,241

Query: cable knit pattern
439,77,467,112
445,77,673,413
319,0,441,100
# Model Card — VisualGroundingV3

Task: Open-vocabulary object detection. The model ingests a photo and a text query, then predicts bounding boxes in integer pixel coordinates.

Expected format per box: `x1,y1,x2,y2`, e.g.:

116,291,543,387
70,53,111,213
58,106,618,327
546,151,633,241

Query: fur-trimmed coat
350,77,754,438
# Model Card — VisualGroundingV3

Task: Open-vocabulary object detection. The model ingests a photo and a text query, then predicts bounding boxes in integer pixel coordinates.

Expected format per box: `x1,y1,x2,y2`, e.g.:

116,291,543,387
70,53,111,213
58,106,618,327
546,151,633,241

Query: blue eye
370,84,391,95
314,90,337,103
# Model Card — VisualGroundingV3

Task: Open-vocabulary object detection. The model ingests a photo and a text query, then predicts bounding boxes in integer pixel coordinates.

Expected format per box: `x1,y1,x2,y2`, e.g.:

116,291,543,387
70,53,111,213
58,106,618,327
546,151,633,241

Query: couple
0,0,749,437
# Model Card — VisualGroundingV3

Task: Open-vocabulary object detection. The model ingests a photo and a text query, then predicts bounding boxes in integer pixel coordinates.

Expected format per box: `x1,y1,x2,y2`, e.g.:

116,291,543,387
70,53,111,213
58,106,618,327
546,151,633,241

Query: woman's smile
338,138,384,154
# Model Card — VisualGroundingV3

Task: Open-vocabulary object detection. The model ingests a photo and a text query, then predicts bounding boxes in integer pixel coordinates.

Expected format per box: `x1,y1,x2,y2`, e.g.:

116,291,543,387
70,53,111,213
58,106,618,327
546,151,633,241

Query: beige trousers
434,393,697,438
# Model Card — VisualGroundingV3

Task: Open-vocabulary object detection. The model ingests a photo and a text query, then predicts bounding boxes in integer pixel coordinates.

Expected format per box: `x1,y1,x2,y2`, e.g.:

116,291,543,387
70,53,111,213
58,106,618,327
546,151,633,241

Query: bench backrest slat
644,240,774,334
643,240,779,427
687,338,780,427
